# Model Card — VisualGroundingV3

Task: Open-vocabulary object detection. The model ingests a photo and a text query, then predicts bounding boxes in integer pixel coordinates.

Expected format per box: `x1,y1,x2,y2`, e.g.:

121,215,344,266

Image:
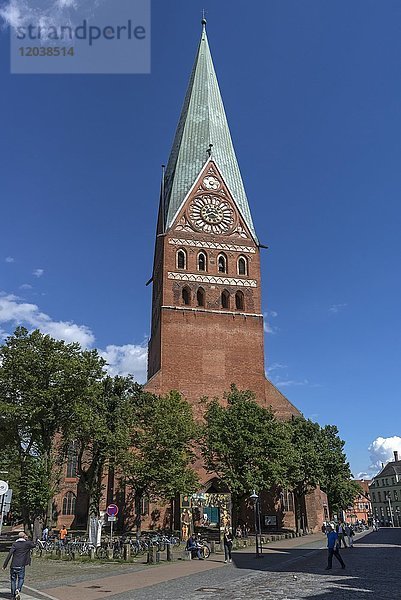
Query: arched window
218,253,227,274
238,256,247,276
235,291,245,311
221,290,230,309
182,286,191,306
177,249,187,270
62,492,76,516
66,441,78,478
198,252,207,272
197,287,205,307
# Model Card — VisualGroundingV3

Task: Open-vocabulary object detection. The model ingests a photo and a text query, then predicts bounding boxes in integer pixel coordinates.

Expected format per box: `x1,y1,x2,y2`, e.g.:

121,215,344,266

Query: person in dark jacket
2,531,35,599
223,528,233,563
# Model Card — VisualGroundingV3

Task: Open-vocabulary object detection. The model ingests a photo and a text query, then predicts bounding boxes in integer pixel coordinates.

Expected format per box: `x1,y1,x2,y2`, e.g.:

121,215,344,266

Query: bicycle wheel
33,544,43,558
202,544,210,559
172,537,181,548
96,546,108,559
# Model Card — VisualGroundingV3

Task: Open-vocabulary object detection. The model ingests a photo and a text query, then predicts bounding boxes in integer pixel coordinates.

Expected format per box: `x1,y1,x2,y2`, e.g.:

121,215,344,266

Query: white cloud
0,293,94,347
263,312,279,334
33,268,44,278
19,283,33,290
56,0,77,8
0,291,148,381
274,378,310,388
5,257,15,263
0,0,23,29
367,436,401,474
0,0,103,36
267,362,287,373
329,303,347,314
99,343,148,382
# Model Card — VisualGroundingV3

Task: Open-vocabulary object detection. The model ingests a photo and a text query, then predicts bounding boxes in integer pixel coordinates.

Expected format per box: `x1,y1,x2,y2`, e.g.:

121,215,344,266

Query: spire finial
207,143,213,157
201,9,207,27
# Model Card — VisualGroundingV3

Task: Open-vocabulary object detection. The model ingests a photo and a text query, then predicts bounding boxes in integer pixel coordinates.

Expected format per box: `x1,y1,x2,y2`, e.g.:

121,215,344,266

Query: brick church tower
145,20,298,420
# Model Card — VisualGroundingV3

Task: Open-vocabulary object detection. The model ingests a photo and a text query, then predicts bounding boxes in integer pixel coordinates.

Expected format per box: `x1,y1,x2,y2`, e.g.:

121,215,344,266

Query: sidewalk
31,533,328,600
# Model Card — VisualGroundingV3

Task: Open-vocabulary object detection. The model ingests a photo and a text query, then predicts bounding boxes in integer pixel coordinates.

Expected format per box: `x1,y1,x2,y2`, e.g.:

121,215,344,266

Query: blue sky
1,0,400,477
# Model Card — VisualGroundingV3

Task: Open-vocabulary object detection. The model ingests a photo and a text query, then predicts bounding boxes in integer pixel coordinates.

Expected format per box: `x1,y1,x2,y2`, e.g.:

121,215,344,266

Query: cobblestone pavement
1,529,399,600
190,528,401,600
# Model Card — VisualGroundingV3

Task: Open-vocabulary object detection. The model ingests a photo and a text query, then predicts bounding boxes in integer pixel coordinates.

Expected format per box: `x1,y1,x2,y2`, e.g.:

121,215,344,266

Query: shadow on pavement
230,528,401,599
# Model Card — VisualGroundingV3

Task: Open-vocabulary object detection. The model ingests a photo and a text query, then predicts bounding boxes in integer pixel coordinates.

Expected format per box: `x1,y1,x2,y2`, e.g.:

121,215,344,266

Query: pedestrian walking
336,522,347,548
223,528,233,563
2,531,36,600
325,524,346,570
42,526,49,541
345,524,354,547
59,525,68,545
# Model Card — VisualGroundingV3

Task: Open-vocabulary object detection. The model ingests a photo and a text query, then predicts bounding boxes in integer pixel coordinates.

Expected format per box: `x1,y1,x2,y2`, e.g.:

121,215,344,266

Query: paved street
0,529,399,600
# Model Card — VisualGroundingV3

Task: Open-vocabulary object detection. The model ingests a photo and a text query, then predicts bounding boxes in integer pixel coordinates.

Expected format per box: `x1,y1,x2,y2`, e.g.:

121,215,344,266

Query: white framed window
177,249,187,270
218,253,227,274
238,255,248,276
198,252,207,272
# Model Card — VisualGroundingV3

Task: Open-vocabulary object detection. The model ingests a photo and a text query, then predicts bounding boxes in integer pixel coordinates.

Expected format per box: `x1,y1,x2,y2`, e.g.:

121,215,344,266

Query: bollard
107,547,113,560
90,548,95,560
147,546,155,564
166,544,172,561
124,543,131,561
156,549,160,563
209,541,215,554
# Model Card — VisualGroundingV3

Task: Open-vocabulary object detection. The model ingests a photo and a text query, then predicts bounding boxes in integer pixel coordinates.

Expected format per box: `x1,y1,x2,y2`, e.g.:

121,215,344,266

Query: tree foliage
124,390,199,532
61,375,140,524
285,418,361,522
0,327,105,529
201,386,290,516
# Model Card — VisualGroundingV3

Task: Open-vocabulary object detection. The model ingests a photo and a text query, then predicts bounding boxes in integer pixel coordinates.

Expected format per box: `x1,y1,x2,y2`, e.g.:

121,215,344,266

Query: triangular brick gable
168,160,256,244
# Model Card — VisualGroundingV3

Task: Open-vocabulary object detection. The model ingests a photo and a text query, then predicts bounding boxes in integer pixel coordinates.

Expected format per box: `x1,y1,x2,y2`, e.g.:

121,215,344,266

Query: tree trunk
134,492,142,538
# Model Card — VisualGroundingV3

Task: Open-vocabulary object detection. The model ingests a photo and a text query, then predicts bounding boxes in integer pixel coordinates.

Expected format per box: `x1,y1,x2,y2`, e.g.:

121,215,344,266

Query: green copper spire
163,21,258,243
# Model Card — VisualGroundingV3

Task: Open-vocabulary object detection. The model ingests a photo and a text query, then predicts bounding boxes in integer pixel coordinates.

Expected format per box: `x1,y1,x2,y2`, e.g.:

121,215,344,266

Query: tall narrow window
62,492,76,516
238,256,247,276
141,496,150,516
235,291,244,311
182,286,190,306
221,290,230,309
218,254,227,273
198,252,207,272
177,249,187,270
197,287,205,307
66,441,78,478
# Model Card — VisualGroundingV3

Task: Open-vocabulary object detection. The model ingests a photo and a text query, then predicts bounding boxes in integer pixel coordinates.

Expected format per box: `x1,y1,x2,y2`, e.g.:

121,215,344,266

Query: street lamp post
250,491,262,558
387,496,394,527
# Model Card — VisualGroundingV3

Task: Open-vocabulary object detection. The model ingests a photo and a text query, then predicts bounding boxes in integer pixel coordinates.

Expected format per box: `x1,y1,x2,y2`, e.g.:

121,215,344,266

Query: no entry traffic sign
106,503,119,517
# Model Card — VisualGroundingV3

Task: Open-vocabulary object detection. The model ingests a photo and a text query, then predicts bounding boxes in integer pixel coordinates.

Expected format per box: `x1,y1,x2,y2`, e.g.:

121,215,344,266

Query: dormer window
218,253,227,274
198,252,207,272
177,249,187,270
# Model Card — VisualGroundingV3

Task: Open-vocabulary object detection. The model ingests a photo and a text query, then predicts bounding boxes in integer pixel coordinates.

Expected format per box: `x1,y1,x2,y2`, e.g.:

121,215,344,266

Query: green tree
124,390,199,533
0,327,105,529
201,385,289,524
286,418,361,528
62,375,140,527
319,425,361,516
284,417,325,532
